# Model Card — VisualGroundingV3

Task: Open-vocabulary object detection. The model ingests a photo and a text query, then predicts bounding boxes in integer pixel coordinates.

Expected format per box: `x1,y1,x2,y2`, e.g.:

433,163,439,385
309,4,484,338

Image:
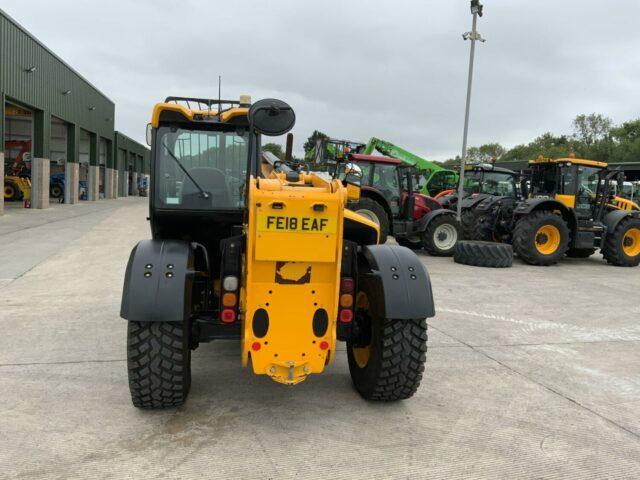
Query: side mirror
146,123,152,146
249,99,296,136
343,162,363,187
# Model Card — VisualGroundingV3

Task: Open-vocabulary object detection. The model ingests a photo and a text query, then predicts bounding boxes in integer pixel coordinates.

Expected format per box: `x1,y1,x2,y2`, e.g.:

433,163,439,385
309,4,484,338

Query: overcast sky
2,0,640,160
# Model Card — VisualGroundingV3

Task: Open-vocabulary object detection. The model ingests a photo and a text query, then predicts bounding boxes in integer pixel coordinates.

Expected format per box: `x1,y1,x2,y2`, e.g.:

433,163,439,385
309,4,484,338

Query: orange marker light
222,292,237,307
340,294,353,308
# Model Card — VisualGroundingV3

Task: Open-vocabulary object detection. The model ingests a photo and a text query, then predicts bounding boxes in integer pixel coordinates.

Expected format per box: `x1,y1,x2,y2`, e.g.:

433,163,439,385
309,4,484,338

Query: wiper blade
162,141,209,199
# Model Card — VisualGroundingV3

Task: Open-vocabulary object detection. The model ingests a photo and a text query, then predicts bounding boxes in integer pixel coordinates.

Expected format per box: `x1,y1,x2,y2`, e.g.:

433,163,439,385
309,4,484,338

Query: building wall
1,7,149,193
0,9,114,158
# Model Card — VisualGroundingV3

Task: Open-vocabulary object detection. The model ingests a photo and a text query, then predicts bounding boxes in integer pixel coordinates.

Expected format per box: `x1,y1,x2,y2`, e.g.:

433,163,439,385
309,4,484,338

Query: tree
499,133,575,163
572,113,613,146
262,142,284,160
609,119,640,163
466,143,506,163
303,130,328,154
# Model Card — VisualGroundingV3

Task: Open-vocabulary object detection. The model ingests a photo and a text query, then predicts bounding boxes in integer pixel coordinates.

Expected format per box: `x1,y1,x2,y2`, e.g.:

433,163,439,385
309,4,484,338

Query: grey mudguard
360,244,435,319
120,239,194,322
604,209,638,233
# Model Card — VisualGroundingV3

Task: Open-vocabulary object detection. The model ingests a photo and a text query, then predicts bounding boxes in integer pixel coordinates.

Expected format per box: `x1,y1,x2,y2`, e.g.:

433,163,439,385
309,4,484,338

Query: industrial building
0,8,148,214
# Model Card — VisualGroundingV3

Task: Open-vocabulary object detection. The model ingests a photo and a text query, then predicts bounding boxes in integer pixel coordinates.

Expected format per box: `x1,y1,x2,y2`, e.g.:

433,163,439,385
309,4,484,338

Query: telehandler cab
121,96,435,408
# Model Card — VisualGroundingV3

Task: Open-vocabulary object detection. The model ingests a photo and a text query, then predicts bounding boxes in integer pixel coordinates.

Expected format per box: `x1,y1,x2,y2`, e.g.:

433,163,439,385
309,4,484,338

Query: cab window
373,163,400,214
155,126,248,210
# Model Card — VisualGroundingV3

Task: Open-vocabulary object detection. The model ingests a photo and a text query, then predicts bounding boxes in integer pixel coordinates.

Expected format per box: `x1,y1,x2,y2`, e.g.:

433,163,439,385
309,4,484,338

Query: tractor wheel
460,208,477,240
454,240,513,268
470,213,497,241
422,214,460,256
602,217,640,267
349,197,390,244
347,286,428,401
566,248,596,258
50,184,64,199
4,182,20,201
512,211,569,266
127,320,192,409
396,235,422,249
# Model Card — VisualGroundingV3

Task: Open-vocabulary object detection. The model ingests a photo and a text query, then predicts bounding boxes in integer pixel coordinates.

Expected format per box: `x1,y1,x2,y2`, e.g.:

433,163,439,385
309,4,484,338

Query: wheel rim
352,292,371,368
622,227,640,257
4,185,15,199
356,208,380,226
535,225,561,255
433,223,458,250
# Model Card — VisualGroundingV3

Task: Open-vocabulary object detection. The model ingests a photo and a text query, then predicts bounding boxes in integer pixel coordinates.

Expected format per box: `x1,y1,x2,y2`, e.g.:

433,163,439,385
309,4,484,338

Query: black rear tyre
602,217,640,267
396,236,422,249
347,281,428,401
454,240,513,268
460,208,477,240
349,197,390,244
127,321,192,409
50,184,64,199
512,211,569,266
422,214,460,256
470,213,497,241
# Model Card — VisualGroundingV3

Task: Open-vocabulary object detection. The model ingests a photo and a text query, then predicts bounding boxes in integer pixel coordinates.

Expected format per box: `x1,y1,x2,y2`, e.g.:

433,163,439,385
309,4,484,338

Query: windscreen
155,126,248,209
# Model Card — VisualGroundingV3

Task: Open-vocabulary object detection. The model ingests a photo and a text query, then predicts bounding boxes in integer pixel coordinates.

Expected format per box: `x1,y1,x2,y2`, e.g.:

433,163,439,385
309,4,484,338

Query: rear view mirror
249,99,296,137
343,162,363,187
146,123,152,146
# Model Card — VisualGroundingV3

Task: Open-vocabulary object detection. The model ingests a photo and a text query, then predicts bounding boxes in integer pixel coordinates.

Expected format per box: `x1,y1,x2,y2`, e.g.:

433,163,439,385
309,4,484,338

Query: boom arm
363,137,458,196
363,137,443,175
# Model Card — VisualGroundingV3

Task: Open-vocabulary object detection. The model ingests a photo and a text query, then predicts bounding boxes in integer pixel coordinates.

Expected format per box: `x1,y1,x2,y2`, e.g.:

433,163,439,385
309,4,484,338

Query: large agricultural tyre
422,214,460,256
396,236,422,249
602,217,640,267
460,208,477,240
349,197,390,244
512,211,570,266
453,240,513,268
470,212,497,242
347,285,428,401
50,183,64,199
4,181,21,201
127,320,192,409
566,248,596,258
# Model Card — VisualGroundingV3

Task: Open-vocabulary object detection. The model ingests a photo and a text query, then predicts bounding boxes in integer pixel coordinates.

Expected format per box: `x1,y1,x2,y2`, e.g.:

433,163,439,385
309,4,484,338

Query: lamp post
456,0,485,222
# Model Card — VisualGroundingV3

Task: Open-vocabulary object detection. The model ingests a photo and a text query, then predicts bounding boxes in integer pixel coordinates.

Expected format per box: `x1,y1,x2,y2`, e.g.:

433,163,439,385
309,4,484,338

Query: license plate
257,214,336,234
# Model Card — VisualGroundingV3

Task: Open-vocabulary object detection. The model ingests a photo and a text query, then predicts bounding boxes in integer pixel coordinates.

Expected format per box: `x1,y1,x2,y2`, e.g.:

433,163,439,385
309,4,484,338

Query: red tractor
345,154,460,255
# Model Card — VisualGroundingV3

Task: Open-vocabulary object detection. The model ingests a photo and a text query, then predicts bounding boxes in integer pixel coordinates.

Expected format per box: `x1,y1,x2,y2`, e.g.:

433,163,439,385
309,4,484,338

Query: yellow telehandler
120,96,435,408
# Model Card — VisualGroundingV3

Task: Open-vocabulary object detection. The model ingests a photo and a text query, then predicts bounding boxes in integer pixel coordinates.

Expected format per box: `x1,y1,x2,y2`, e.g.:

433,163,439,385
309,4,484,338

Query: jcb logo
258,215,336,234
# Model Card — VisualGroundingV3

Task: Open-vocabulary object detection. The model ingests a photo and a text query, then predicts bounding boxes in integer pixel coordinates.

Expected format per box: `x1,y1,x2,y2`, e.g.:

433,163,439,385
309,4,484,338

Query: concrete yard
1,198,639,479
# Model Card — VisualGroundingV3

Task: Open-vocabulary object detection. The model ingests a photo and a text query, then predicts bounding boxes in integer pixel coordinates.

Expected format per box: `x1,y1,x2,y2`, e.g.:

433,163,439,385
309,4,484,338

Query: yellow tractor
120,96,435,408
511,155,640,266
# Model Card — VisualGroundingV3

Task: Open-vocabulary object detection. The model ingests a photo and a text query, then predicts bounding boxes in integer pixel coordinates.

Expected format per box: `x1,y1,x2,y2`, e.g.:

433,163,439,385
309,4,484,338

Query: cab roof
465,163,516,175
529,155,608,169
350,154,401,165
151,96,250,128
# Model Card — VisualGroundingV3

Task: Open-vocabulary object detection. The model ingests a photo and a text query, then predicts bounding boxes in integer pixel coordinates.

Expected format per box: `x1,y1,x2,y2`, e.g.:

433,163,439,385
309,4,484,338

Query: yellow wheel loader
120,96,435,408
